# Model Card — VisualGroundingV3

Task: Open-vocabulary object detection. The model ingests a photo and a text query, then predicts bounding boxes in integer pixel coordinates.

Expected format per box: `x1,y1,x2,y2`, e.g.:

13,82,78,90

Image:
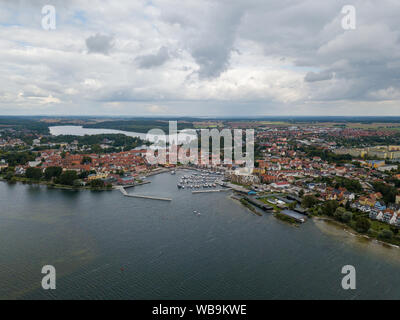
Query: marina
177,171,224,190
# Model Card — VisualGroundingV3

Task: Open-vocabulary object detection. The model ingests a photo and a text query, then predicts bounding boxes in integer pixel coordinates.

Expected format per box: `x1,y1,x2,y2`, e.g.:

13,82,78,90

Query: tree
333,207,346,220
91,144,102,153
378,229,393,240
373,182,397,205
4,171,14,180
3,151,35,166
333,206,353,223
355,217,371,233
299,189,305,198
44,166,62,180
73,179,83,187
288,201,296,210
341,211,353,223
301,195,318,208
321,200,339,216
89,179,105,189
58,170,78,186
25,167,43,180
78,170,90,179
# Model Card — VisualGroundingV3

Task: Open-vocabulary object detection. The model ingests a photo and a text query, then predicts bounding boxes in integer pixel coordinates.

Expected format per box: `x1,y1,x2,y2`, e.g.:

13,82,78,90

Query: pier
124,194,172,201
192,188,232,194
116,186,172,201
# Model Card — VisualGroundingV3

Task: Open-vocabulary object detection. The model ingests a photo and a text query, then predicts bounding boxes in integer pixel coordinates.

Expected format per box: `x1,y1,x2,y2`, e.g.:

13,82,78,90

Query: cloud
85,33,114,55
305,70,333,82
369,87,400,101
0,0,400,115
160,1,245,78
135,46,170,69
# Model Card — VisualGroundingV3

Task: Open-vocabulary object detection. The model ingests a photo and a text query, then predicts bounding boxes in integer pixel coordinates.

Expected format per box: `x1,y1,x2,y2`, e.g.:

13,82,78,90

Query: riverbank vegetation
0,166,113,191
40,133,148,154
84,119,194,133
306,198,400,246
0,150,36,166
239,198,262,216
274,212,298,225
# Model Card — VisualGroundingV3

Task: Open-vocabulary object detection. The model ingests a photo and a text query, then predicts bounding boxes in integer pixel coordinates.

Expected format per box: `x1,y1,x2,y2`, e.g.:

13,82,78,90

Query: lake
49,125,196,144
1,171,400,299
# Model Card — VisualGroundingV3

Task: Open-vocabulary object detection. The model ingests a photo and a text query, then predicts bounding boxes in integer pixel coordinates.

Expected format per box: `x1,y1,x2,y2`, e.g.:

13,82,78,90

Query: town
2,118,400,245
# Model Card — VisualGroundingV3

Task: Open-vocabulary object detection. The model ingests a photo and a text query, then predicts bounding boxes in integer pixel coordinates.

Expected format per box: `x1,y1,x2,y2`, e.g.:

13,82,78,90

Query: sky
0,0,400,116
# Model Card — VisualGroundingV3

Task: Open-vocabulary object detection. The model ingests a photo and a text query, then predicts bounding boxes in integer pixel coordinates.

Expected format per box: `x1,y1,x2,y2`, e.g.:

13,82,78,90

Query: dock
244,196,273,211
225,182,250,194
124,194,172,201
192,188,232,194
116,186,128,195
116,186,171,201
279,209,307,223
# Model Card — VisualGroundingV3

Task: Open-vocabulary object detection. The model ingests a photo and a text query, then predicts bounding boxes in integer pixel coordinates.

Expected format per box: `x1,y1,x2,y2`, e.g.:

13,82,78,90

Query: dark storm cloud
135,46,170,69
305,71,333,82
160,1,245,79
86,33,114,55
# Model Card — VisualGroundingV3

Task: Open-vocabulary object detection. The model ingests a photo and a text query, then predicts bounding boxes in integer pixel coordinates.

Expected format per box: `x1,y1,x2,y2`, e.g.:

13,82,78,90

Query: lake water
1,171,400,299
49,125,196,144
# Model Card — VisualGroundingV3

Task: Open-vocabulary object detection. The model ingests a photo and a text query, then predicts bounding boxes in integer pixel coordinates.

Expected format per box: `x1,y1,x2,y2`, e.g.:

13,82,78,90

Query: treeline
84,120,194,133
23,166,111,189
331,133,400,148
0,151,36,166
300,146,353,163
0,118,50,134
373,182,397,204
42,133,142,145
302,197,372,234
314,176,362,193
41,134,147,152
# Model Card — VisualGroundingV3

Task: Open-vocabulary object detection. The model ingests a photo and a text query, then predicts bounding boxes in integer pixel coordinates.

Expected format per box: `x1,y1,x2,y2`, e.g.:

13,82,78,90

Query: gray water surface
1,171,400,299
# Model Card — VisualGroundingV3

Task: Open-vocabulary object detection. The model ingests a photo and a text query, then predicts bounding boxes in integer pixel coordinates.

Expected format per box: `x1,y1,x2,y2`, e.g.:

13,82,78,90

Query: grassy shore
0,176,113,191
274,212,299,225
239,198,262,216
313,215,400,248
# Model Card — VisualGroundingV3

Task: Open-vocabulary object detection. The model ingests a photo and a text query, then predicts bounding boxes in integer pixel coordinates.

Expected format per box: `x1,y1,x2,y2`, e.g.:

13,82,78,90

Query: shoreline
0,167,171,192
4,166,399,250
2,169,400,252
0,177,114,191
313,216,400,249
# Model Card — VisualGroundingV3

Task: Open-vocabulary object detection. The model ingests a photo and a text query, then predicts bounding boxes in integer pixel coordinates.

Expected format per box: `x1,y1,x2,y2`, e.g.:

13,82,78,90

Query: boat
171,170,176,175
